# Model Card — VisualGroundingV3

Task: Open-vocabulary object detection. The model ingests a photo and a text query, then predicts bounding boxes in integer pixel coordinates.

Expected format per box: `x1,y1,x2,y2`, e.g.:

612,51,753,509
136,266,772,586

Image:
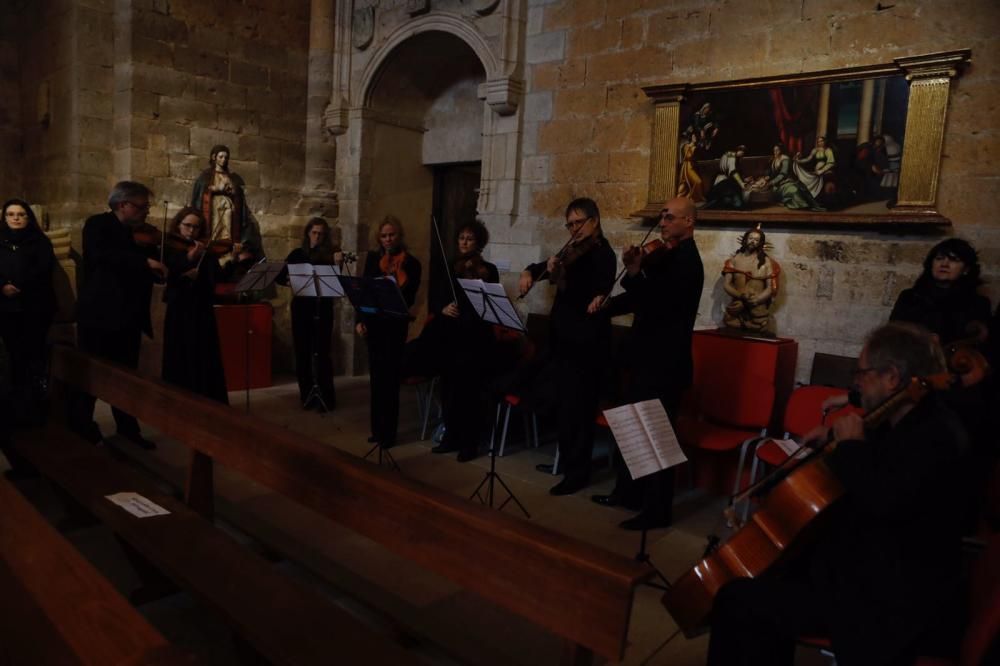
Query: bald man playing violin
518,197,616,496
588,196,704,530
707,322,970,666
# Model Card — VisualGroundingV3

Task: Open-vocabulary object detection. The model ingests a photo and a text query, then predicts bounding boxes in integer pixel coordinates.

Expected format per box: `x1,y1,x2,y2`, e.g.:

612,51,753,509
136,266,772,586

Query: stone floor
5,375,830,665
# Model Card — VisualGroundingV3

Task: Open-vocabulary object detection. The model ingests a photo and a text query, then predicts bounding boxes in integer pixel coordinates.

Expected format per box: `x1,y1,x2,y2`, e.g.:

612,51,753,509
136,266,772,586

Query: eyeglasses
179,222,201,230
126,201,151,212
564,217,590,230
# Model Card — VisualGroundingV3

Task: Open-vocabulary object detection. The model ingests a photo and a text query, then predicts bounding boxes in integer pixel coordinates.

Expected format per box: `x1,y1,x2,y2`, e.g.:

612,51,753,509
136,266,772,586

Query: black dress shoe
549,476,589,496
535,463,555,474
456,449,478,463
118,431,156,450
431,444,459,454
619,513,672,531
591,493,623,507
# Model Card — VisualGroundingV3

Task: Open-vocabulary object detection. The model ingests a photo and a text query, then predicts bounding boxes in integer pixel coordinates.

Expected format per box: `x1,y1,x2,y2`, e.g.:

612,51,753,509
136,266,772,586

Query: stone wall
509,0,1000,379
0,6,22,200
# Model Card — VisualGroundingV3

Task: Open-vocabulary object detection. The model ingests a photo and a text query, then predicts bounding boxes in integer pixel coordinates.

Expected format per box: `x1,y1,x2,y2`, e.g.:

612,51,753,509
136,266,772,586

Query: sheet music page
603,403,661,480
457,278,487,317
634,399,687,470
288,263,314,295
772,438,810,460
480,281,526,331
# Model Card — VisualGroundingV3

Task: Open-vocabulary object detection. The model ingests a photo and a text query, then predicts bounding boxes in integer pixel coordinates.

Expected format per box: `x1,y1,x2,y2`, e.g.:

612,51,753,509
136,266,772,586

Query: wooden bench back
50,345,650,661
0,477,194,665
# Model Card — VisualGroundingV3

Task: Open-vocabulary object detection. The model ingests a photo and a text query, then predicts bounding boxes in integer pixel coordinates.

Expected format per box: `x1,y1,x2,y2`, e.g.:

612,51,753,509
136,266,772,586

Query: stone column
297,0,338,222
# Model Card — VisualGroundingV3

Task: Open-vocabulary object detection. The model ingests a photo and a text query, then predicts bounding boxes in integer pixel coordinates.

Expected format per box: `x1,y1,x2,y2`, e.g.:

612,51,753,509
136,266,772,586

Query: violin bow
595,221,659,310
159,200,169,265
431,215,460,306
518,223,586,300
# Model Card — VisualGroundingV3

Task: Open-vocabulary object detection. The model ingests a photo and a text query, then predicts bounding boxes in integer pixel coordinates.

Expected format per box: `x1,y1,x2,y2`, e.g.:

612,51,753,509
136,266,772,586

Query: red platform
214,303,273,391
679,329,798,494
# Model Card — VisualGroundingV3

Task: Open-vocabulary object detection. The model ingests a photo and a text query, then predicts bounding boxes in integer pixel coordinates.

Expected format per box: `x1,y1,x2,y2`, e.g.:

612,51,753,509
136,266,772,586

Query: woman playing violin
280,218,344,411
517,198,616,496
161,207,228,404
357,215,421,449
588,196,704,530
707,322,970,666
405,220,500,462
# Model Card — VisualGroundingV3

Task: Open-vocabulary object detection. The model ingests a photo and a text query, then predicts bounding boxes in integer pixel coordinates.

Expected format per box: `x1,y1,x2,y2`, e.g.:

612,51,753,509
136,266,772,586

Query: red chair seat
504,394,521,407
595,413,608,428
402,375,429,386
757,439,790,467
676,417,760,453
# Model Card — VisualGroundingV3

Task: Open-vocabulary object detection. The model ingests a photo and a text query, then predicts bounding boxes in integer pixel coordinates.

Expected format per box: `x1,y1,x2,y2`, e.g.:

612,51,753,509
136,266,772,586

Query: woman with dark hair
282,217,343,411
407,220,500,461
0,199,56,423
357,215,421,449
890,238,991,345
161,207,228,404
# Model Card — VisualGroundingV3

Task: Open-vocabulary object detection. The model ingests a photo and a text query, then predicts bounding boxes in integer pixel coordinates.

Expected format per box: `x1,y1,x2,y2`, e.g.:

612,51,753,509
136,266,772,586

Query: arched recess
343,30,488,373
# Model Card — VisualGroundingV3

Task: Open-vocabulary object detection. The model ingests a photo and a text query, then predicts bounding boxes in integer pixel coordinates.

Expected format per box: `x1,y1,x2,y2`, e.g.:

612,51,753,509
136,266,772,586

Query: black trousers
0,313,50,416
554,353,605,483
291,299,335,406
69,325,143,443
366,319,407,446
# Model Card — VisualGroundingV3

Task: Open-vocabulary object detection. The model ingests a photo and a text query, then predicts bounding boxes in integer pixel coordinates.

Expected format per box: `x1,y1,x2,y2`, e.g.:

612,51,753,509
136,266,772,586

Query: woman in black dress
0,199,56,423
407,220,500,461
283,217,342,411
357,215,421,449
161,207,228,404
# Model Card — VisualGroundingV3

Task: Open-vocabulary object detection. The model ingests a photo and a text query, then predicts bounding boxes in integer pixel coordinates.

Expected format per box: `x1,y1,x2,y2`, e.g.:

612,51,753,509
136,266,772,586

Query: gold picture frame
634,50,971,229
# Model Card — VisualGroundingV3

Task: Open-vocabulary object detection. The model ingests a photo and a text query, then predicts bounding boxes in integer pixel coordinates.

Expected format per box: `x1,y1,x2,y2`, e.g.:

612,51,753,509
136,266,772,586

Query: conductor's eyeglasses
564,217,590,230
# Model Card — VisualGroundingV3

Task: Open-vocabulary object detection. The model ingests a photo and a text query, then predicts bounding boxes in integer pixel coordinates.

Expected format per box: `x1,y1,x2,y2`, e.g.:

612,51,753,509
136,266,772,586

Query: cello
662,344,988,637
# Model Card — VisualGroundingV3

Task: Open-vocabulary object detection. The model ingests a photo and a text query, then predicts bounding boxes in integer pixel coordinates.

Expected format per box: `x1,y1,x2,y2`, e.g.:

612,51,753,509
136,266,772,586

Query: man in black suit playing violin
70,181,167,449
588,196,704,530
706,322,969,666
518,198,616,496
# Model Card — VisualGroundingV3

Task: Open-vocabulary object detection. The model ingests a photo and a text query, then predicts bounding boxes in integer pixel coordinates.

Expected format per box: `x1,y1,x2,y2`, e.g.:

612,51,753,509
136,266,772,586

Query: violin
379,249,410,288
165,232,235,257
661,349,989,637
454,252,493,280
130,221,163,248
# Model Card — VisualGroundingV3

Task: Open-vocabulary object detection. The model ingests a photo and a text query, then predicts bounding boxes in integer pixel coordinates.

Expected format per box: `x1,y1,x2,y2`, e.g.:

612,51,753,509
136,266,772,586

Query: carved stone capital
324,99,350,135
483,76,523,116
642,83,689,106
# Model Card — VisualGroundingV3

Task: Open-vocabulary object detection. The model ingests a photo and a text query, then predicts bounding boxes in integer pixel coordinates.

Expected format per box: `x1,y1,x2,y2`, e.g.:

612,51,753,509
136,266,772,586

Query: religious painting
636,50,971,228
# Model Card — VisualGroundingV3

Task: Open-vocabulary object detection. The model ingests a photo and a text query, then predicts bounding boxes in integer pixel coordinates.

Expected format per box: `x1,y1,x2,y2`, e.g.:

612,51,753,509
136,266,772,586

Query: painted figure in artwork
765,144,824,211
677,133,706,203
722,225,781,334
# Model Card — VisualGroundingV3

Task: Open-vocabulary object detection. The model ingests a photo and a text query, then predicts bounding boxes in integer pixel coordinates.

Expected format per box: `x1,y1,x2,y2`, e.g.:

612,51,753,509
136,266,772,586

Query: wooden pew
0,476,194,665
37,344,653,664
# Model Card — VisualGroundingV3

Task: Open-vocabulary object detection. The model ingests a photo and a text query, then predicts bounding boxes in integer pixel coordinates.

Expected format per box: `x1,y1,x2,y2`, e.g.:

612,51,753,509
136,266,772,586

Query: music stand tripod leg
302,272,329,414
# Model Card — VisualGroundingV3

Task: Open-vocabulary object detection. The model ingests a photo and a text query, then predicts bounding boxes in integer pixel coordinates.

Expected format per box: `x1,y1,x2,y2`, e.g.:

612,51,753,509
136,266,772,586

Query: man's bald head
659,197,696,242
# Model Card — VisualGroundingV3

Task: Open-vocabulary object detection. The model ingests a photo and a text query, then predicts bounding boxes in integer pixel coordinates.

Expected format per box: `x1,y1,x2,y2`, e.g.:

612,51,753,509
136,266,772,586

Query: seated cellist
707,322,969,666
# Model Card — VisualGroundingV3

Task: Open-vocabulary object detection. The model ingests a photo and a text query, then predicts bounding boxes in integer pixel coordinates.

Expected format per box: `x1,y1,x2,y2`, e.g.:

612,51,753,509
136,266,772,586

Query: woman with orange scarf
356,215,421,449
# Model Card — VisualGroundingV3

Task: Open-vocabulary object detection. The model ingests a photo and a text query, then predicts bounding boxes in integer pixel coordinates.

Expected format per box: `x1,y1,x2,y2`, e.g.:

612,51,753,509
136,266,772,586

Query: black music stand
232,260,285,414
338,275,410,470
288,263,343,414
456,279,530,517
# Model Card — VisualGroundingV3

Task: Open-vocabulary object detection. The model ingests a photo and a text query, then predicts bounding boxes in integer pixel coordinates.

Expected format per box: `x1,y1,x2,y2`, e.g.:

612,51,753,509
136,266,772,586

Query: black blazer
0,227,56,318
76,212,155,336
604,237,704,393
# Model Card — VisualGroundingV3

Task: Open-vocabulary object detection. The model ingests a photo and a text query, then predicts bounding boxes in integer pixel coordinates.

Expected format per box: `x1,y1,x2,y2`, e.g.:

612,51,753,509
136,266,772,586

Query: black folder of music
337,275,410,319
456,278,525,332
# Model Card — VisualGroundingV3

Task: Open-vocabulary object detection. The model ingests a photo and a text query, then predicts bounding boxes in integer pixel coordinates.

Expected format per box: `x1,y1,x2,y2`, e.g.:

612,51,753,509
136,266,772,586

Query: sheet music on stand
288,263,344,298
337,275,410,319
603,399,687,481
456,278,525,332
234,260,286,293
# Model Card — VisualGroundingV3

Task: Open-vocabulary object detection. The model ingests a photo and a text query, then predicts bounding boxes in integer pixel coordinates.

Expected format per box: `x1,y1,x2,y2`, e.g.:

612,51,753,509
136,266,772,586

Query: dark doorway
429,162,481,309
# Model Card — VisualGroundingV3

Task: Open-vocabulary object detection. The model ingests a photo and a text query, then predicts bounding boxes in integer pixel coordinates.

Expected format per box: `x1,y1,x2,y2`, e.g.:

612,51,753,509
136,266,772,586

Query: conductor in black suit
70,181,167,449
